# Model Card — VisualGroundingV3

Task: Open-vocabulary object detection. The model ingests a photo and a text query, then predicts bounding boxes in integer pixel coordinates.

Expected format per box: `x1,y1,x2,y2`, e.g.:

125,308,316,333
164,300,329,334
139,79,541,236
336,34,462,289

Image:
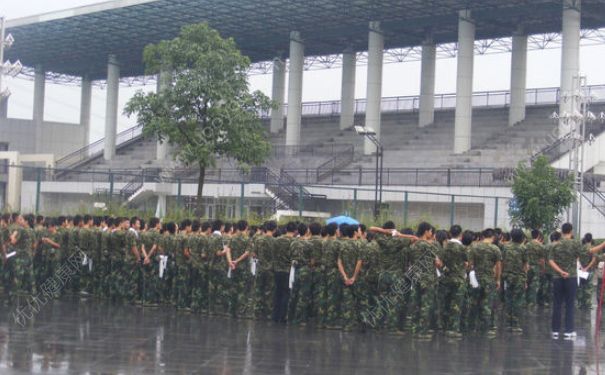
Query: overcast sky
3,0,605,143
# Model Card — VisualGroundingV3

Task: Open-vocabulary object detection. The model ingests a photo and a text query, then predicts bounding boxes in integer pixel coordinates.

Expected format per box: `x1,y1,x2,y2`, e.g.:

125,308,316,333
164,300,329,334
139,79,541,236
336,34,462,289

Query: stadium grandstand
1,0,605,234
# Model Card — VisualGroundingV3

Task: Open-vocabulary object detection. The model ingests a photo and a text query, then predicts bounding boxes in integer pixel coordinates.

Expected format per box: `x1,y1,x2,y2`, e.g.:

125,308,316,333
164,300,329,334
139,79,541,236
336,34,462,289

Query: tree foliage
124,23,272,215
509,155,575,232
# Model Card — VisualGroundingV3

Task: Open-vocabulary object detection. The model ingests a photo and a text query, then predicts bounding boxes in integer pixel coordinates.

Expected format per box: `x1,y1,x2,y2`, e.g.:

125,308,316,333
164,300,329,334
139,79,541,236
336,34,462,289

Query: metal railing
268,84,605,119
33,164,605,189
316,145,355,181
531,132,575,164
530,121,605,164
52,84,605,174
55,124,144,170
584,180,605,218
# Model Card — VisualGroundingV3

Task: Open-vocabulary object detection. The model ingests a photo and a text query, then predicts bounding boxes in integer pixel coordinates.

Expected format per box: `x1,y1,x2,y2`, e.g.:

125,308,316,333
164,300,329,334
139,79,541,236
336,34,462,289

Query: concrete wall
0,118,86,158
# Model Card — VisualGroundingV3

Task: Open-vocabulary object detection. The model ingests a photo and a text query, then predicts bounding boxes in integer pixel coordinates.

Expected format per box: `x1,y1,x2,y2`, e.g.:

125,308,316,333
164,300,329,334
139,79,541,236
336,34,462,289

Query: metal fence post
403,191,409,226
450,195,455,226
177,178,182,209
494,197,499,228
108,172,114,198
298,185,303,218
35,167,42,214
353,188,358,218
240,182,245,218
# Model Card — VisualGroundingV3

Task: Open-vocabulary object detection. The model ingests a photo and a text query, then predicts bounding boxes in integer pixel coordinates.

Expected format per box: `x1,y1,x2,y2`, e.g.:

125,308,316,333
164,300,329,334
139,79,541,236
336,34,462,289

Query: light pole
0,16,22,102
552,74,602,234
354,125,383,219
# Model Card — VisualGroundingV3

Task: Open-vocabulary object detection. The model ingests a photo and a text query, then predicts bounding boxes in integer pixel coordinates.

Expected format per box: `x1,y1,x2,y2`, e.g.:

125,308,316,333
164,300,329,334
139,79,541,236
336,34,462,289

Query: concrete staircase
57,103,574,181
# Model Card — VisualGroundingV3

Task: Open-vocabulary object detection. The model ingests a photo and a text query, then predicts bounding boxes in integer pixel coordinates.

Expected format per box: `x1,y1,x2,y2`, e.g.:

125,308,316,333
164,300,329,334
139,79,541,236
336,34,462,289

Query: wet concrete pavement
0,299,604,374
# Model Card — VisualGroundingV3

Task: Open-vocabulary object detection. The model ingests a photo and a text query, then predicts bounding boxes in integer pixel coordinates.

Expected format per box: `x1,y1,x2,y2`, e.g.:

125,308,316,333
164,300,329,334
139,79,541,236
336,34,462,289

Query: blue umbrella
326,215,360,225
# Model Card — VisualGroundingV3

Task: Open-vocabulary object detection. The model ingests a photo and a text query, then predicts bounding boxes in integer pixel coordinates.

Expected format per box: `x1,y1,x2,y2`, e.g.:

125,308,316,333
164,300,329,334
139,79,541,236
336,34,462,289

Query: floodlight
586,111,596,121
354,125,376,136
4,33,14,48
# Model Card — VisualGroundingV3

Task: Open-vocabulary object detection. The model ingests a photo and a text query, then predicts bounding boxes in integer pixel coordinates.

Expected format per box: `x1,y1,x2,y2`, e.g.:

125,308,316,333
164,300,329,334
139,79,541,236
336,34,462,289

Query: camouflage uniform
6,225,34,299
160,234,177,305
251,234,275,320
272,235,293,323
227,233,252,318
124,230,140,303
78,227,97,294
174,233,192,309
67,227,81,294
108,230,136,301
338,239,368,331
538,243,554,307
576,245,594,310
548,238,584,333
309,236,324,321
318,237,342,328
189,234,209,313
524,240,544,306
468,242,502,333
207,234,228,315
374,235,408,332
440,239,468,335
99,229,113,298
32,227,47,292
362,239,380,329
0,225,7,294
91,229,104,296
140,230,162,305
501,242,528,329
408,239,440,336
595,253,604,308
290,237,313,324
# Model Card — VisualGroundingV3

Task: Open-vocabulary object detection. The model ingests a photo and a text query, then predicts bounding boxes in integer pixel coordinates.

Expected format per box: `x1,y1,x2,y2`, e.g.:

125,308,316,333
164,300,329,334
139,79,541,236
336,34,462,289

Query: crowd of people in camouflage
1,212,604,339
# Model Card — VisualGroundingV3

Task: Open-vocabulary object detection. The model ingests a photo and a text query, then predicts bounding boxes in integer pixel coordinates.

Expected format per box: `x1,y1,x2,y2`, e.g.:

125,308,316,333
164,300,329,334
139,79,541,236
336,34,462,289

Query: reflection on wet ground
0,298,603,374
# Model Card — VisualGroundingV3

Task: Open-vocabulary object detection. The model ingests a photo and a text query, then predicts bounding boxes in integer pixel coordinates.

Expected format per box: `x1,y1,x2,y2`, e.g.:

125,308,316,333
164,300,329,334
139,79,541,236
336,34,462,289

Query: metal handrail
530,121,605,164
316,145,355,182
266,84,605,118
55,124,144,170
530,132,574,164
584,180,605,217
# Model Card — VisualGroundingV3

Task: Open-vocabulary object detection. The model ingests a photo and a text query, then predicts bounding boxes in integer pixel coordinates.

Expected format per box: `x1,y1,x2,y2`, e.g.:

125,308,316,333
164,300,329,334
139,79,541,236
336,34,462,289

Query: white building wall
0,118,86,158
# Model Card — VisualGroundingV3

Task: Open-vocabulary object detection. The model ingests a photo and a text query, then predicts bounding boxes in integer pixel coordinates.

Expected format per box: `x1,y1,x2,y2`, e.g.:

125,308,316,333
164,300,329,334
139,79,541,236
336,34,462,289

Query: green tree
125,23,272,215
509,155,575,232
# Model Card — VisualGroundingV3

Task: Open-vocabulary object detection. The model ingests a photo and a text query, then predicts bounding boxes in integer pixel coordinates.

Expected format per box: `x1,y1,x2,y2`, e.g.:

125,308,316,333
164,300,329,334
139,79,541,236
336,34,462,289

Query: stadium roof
5,0,605,80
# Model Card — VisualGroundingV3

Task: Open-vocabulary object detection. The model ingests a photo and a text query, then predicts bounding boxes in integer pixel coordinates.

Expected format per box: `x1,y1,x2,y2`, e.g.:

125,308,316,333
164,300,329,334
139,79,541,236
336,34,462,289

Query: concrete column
340,49,356,130
104,55,120,161
0,96,7,119
285,31,304,147
155,194,167,218
80,76,92,146
364,21,384,155
156,69,171,161
270,58,286,134
418,39,436,128
0,152,22,211
509,31,528,127
559,0,581,136
454,10,475,154
33,66,45,153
